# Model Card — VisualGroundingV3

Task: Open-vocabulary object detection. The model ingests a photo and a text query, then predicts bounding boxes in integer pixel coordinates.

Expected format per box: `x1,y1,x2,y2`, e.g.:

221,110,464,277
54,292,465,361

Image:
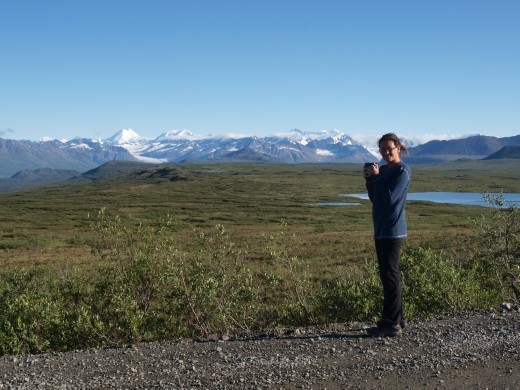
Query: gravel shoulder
0,307,518,389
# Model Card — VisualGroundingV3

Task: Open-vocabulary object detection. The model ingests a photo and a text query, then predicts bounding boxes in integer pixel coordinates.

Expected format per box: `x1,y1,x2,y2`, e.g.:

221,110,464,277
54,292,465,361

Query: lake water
313,202,361,206
341,192,520,207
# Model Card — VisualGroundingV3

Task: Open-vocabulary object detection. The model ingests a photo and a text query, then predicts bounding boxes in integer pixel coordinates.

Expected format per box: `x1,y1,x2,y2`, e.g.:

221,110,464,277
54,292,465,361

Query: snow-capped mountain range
0,128,377,178
2,128,517,179
104,128,378,164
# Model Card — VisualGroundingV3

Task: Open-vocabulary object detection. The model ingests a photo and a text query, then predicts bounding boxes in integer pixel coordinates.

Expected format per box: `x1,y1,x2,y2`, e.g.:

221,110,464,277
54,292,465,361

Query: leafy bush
262,222,320,326
0,268,105,355
400,246,498,317
90,210,269,339
172,224,265,337
471,193,520,301
314,245,499,323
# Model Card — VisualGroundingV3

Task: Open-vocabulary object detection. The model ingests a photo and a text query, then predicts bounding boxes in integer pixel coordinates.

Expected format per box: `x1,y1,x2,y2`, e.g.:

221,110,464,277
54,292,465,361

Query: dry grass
0,161,518,278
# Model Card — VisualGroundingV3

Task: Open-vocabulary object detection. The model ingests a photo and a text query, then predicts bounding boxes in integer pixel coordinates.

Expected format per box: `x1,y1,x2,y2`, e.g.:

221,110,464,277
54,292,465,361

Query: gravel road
0,307,518,389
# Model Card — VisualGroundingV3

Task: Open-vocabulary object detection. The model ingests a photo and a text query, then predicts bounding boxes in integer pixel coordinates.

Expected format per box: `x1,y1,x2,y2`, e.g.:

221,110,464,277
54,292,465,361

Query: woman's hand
363,163,379,178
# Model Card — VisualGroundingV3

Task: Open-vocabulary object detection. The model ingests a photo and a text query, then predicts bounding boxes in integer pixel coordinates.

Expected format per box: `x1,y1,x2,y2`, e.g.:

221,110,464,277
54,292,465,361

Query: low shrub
262,222,320,326
400,246,499,317
471,193,520,302
314,261,381,323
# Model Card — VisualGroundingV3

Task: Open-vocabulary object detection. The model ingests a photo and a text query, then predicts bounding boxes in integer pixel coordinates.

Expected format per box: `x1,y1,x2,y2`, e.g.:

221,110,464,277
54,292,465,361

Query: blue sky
1,0,519,145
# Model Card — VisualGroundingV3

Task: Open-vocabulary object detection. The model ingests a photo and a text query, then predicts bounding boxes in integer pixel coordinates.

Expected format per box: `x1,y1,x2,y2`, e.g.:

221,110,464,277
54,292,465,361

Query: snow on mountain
105,128,144,145
153,129,201,142
104,129,165,163
316,149,334,157
102,128,377,164
366,147,381,160
68,142,93,150
283,128,352,146
400,137,417,148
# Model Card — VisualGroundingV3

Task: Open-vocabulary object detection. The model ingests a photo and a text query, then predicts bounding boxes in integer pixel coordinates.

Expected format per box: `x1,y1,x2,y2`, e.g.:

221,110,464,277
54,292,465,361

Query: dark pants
375,238,404,327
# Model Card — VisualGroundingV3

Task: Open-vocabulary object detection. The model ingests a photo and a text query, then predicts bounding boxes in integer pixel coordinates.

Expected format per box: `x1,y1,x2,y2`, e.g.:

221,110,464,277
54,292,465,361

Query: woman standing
363,133,411,337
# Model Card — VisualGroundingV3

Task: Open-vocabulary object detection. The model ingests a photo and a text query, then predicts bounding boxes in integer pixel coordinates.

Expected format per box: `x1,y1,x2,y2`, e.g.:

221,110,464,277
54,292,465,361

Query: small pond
341,192,520,207
312,202,361,206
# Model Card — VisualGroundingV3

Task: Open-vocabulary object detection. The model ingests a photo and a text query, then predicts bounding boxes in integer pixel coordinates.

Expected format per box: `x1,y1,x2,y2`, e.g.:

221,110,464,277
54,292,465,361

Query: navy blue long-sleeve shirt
365,162,411,239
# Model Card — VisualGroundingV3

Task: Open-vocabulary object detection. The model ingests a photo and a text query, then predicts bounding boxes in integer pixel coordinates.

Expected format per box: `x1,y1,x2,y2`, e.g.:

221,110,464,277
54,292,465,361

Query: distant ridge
72,161,192,183
78,161,156,181
0,167,81,193
484,145,520,160
2,131,520,180
10,167,80,181
409,135,507,156
0,137,137,178
219,147,281,163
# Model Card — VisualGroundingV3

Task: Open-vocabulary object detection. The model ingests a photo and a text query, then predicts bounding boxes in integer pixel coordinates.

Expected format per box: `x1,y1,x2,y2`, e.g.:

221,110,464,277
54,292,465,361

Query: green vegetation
0,162,518,355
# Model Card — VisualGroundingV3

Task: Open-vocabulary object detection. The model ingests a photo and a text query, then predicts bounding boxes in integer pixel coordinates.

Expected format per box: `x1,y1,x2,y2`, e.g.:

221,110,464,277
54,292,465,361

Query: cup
363,162,375,178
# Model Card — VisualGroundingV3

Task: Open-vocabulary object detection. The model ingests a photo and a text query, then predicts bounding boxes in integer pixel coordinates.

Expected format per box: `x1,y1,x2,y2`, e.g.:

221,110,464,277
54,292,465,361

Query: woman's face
379,140,401,166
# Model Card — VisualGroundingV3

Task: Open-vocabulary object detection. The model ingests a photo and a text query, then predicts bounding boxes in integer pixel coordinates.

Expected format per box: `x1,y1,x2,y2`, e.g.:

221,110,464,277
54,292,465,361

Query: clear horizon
1,0,519,146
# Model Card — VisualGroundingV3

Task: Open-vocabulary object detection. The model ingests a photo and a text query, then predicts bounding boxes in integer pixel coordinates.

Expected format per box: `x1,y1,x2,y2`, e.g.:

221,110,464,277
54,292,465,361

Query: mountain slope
0,168,81,193
77,160,158,181
409,135,506,156
0,138,138,178
484,145,520,160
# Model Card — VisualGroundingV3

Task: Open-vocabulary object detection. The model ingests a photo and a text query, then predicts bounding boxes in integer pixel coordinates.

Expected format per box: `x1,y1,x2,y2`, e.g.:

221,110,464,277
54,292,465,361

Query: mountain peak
153,129,200,142
285,129,353,146
105,128,144,145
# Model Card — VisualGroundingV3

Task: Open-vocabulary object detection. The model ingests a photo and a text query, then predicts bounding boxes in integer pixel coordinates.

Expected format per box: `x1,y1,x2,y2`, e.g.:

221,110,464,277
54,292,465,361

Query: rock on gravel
0,307,518,389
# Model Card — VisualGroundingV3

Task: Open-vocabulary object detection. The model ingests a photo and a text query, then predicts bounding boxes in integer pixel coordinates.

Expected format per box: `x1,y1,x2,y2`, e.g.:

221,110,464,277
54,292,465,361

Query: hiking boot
366,324,402,337
377,318,406,329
